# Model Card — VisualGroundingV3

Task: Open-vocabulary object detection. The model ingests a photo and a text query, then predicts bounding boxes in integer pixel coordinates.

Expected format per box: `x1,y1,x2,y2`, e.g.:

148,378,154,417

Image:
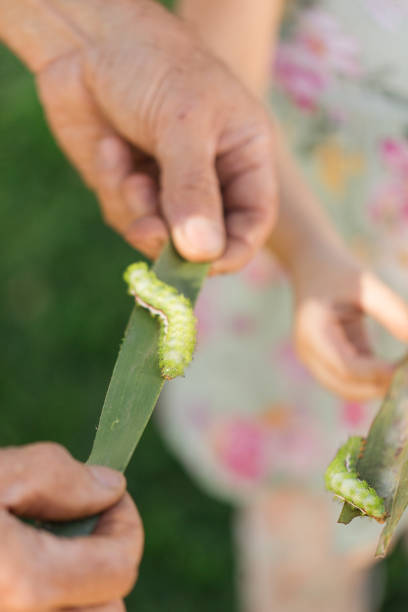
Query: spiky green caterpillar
325,436,386,522
124,262,197,379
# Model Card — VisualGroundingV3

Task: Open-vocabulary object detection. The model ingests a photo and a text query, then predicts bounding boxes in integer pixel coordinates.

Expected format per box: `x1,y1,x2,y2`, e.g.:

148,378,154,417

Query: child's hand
293,247,408,400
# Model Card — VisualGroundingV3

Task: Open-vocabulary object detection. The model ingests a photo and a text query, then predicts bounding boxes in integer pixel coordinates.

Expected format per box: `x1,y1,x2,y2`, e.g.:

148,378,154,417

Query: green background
0,0,408,609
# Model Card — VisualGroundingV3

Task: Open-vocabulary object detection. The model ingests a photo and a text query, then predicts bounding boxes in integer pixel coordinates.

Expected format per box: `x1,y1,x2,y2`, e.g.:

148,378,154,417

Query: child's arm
272,132,408,400
177,0,285,96
178,0,408,400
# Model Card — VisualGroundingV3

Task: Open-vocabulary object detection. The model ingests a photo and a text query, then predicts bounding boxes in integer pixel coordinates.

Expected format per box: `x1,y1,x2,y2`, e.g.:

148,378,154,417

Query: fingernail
176,217,224,259
89,465,125,490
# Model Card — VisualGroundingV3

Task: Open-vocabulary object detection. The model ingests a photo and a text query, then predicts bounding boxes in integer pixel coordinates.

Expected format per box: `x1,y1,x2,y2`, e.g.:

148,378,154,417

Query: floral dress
158,0,408,551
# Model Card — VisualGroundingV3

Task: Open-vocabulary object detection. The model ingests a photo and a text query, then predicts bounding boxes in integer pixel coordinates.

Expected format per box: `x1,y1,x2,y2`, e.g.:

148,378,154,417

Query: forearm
177,0,284,96
269,128,349,280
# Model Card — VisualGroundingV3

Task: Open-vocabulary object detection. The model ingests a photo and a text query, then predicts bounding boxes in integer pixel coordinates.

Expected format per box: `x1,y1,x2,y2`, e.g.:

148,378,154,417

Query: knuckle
104,601,126,612
252,132,275,165
263,207,277,236
125,534,142,571
30,441,71,466
101,208,116,228
100,208,123,233
178,168,216,198
120,556,140,596
256,204,276,232
36,52,89,118
2,568,43,611
117,536,143,594
170,91,209,125
242,126,274,162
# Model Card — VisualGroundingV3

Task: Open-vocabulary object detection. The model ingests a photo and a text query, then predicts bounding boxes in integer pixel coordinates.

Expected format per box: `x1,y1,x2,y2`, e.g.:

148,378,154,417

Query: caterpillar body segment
325,436,386,523
124,262,197,379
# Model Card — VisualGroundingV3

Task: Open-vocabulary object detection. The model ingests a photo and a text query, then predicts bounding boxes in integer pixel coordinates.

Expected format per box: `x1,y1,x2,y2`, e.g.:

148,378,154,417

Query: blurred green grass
1,1,408,610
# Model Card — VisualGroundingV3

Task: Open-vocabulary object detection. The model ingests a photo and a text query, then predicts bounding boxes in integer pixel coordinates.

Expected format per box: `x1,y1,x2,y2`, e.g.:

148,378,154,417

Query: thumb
0,443,126,521
159,136,226,262
360,272,408,343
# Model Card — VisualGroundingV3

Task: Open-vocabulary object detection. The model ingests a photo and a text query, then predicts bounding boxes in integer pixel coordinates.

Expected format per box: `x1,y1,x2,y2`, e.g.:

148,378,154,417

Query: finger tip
125,217,169,259
122,174,158,217
172,217,225,262
96,136,129,172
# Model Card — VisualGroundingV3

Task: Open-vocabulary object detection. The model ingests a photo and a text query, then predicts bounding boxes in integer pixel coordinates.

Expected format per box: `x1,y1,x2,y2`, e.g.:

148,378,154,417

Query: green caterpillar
325,436,386,522
124,262,197,379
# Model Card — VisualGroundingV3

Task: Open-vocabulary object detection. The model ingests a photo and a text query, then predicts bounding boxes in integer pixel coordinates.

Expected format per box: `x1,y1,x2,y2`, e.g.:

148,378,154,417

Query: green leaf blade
338,502,363,525
88,242,208,472
376,443,408,557
87,307,163,471
357,363,408,510
336,358,408,556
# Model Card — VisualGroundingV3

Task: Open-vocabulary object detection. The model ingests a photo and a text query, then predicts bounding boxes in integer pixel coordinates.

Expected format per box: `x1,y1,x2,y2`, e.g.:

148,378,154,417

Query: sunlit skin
0,0,280,608
1,0,408,609
0,0,278,274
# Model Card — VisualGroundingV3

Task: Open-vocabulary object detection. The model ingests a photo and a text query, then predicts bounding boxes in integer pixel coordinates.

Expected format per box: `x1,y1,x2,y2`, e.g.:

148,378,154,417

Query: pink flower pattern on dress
272,425,323,475
275,44,328,111
369,138,408,232
212,418,269,482
229,314,257,336
296,10,361,78
380,138,408,175
341,402,367,429
194,289,217,345
275,9,361,111
273,341,313,385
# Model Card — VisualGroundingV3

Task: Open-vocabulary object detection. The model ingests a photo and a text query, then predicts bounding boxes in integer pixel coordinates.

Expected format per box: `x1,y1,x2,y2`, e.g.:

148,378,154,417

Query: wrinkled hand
36,0,277,273
293,247,408,401
0,442,143,612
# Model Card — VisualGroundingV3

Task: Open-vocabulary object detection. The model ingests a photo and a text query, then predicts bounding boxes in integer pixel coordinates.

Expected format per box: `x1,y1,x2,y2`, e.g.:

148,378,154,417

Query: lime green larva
325,436,386,523
124,262,197,379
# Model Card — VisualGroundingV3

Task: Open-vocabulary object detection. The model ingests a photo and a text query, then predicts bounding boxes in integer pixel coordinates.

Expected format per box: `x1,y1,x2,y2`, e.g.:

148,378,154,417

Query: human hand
292,246,408,401
27,0,277,273
0,442,143,611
